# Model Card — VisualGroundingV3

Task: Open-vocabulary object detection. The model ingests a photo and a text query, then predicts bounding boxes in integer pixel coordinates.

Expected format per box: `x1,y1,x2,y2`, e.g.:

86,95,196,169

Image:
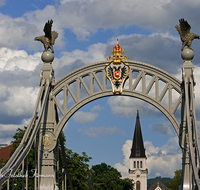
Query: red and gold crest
105,39,129,94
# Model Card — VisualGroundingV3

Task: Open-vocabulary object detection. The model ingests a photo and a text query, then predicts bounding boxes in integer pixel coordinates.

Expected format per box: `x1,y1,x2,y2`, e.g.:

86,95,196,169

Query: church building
129,109,148,190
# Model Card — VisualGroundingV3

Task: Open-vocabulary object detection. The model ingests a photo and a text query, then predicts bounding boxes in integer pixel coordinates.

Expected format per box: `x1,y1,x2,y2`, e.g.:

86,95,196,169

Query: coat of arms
43,134,51,146
105,39,129,94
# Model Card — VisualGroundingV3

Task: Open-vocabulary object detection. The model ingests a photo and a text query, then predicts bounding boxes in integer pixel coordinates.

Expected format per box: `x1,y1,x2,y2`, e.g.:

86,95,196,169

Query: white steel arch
52,60,182,140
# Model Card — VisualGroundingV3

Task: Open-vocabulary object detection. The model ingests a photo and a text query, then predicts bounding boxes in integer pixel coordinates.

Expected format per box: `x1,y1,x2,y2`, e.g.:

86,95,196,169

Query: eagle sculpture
175,18,199,51
34,19,58,53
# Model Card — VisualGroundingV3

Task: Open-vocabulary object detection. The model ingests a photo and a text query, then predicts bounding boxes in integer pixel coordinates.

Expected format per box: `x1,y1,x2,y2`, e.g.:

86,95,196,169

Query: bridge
0,39,199,190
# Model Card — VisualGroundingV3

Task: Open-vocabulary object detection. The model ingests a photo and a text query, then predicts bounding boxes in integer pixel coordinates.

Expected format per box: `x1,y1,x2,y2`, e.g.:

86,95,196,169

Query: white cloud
0,124,21,138
0,48,41,71
21,0,200,42
149,121,173,136
52,42,107,79
91,105,103,111
0,0,6,7
0,14,38,50
78,126,126,138
73,111,99,123
114,140,132,178
107,96,161,118
0,47,43,127
114,137,181,178
0,0,199,52
146,138,182,178
0,119,29,144
3,86,39,116
0,138,13,145
60,0,98,4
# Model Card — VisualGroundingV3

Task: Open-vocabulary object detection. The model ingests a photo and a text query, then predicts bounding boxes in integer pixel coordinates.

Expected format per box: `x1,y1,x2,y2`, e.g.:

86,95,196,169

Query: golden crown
112,39,124,57
106,39,129,64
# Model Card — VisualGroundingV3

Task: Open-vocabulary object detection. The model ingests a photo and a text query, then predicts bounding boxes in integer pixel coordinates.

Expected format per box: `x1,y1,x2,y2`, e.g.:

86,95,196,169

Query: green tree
91,163,134,190
1,126,92,190
165,169,182,190
9,126,35,189
58,132,92,190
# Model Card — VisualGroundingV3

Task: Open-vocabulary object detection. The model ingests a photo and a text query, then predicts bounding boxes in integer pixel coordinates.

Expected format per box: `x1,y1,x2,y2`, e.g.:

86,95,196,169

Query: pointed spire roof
130,109,146,158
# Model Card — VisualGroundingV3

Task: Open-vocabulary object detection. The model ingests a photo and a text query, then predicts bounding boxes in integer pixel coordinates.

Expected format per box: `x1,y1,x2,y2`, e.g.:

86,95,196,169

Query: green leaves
91,163,134,190
58,132,92,190
165,169,182,190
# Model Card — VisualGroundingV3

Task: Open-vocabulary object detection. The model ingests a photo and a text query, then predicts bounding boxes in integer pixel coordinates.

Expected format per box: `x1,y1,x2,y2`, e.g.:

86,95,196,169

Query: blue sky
1,0,200,179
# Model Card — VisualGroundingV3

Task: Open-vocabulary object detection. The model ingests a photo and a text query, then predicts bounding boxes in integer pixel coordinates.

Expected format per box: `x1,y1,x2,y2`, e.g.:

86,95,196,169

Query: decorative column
38,50,57,190
175,18,200,190
180,48,194,190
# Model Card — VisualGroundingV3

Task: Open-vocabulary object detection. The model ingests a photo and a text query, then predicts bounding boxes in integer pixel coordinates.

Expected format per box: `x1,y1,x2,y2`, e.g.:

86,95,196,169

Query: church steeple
130,109,146,158
129,108,148,190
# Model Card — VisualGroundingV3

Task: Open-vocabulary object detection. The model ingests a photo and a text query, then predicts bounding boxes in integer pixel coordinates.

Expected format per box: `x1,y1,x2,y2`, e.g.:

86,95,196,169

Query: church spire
130,109,146,158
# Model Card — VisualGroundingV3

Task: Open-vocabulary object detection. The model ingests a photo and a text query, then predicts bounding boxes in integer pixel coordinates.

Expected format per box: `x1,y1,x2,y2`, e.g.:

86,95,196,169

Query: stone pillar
181,48,194,190
37,51,57,190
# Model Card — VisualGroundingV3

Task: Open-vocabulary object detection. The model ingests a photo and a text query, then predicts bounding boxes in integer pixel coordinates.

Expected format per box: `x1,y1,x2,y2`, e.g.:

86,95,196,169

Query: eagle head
34,37,40,41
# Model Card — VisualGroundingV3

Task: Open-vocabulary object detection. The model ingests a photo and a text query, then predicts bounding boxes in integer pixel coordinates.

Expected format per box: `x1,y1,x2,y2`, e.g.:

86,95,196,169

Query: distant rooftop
0,144,13,160
148,179,169,190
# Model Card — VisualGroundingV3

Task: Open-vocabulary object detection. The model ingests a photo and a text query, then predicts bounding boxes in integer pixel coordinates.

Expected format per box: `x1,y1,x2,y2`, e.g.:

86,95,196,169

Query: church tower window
137,161,139,168
140,161,142,168
134,161,136,168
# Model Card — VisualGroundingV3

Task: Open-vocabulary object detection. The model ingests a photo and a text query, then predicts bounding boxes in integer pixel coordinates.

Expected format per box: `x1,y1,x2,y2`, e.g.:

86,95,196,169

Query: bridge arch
52,60,182,140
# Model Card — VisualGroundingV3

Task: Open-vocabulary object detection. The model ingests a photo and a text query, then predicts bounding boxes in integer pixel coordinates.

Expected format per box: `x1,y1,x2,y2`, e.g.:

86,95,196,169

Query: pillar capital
182,48,194,80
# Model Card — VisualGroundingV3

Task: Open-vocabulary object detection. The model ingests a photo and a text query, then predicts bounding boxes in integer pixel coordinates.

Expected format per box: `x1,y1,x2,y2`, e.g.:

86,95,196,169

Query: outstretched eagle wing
51,31,58,45
179,18,191,35
121,66,127,79
43,19,53,40
107,66,113,79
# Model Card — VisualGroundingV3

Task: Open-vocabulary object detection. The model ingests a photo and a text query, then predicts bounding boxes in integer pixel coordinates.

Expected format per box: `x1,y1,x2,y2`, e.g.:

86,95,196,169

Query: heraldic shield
105,39,130,94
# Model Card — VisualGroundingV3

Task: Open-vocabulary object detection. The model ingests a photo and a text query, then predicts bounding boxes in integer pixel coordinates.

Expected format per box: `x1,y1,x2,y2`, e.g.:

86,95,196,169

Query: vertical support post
11,178,14,190
26,156,28,190
59,134,74,190
62,168,64,190
34,137,37,190
57,143,59,187
90,73,94,94
38,51,57,190
142,71,146,94
168,84,172,112
22,159,24,189
63,86,68,113
129,69,132,90
7,179,9,190
38,97,56,190
180,48,199,190
65,170,67,190
181,94,190,190
76,77,81,102
155,77,159,101
103,69,107,91
38,135,40,190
